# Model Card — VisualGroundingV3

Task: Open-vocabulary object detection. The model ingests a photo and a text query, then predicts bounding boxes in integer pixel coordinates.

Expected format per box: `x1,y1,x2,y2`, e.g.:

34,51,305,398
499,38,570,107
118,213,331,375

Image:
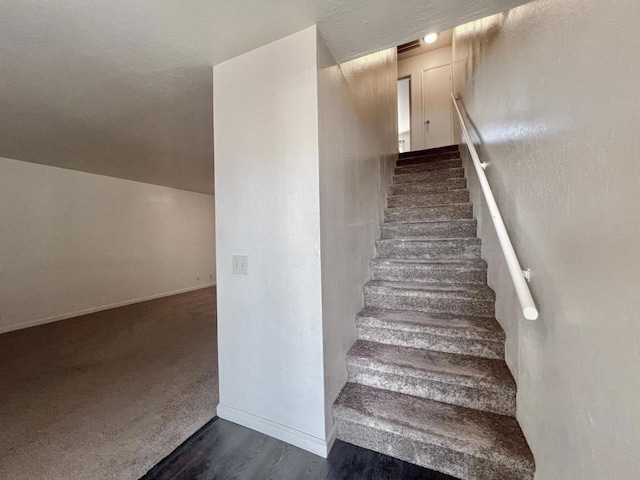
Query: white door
421,64,453,148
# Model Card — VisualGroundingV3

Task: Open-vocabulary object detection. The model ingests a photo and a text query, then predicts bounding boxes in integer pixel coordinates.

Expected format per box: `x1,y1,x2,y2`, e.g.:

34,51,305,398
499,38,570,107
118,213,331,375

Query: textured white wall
316,34,397,438
398,47,453,150
0,157,216,333
452,2,640,478
213,27,328,456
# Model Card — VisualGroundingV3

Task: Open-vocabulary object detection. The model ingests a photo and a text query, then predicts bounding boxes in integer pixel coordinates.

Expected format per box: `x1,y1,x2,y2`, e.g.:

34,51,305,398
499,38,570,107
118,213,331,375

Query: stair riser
400,145,459,157
364,292,494,317
376,240,480,260
395,158,462,175
390,178,467,195
394,167,464,185
387,190,469,208
397,150,460,166
370,263,486,284
385,204,473,223
333,419,533,480
380,221,477,239
347,365,515,416
356,324,504,360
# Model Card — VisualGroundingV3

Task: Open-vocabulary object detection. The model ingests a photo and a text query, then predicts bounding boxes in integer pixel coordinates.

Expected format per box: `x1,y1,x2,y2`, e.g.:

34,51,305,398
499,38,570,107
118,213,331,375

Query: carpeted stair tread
397,155,460,168
346,340,515,415
387,190,469,208
333,383,535,479
355,307,505,359
347,340,515,394
356,307,503,340
371,258,487,266
394,167,465,185
395,158,462,175
381,218,477,226
364,281,495,298
397,146,460,166
399,145,460,158
370,258,486,284
384,204,473,223
376,237,481,260
399,145,459,156
380,219,477,239
364,281,495,317
390,178,467,195
347,340,516,415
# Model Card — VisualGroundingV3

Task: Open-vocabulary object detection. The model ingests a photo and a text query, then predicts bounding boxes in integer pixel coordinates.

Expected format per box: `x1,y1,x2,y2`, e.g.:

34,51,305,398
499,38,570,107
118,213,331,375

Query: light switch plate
232,255,249,275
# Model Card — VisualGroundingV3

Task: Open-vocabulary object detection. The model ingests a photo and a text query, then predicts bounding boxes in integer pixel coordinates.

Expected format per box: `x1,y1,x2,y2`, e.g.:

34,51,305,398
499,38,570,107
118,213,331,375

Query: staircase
332,145,535,480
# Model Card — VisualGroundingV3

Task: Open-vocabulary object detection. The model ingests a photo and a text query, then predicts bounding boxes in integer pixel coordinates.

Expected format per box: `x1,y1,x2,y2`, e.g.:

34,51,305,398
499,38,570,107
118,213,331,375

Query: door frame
397,75,412,153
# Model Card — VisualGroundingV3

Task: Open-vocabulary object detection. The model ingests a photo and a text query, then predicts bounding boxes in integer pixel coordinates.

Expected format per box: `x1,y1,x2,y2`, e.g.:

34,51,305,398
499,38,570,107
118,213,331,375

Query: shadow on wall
454,12,509,98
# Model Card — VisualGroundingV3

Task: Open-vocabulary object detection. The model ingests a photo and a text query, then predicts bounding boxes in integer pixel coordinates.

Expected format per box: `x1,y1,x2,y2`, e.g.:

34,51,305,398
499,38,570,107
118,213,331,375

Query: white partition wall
213,26,329,456
214,25,398,457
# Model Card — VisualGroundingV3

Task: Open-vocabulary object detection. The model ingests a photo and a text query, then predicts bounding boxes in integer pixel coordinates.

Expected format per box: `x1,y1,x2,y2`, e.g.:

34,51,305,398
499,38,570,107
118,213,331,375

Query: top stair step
395,158,462,175
399,145,459,160
398,146,460,167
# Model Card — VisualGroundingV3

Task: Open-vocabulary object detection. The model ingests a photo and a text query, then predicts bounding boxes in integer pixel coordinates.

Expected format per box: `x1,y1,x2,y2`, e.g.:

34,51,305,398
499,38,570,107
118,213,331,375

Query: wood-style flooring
141,417,457,480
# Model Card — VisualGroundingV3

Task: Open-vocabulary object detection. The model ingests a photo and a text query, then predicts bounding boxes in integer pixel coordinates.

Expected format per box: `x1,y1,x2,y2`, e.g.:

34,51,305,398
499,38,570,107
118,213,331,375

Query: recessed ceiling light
424,33,439,44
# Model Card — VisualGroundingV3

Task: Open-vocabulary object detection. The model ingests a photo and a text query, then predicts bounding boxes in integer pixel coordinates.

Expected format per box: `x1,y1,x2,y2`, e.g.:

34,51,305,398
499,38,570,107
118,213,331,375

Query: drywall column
316,34,398,440
452,1,640,478
213,27,328,455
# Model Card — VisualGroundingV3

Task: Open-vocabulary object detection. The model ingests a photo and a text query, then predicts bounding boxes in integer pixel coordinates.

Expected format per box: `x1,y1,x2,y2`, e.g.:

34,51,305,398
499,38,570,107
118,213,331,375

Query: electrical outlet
232,255,249,275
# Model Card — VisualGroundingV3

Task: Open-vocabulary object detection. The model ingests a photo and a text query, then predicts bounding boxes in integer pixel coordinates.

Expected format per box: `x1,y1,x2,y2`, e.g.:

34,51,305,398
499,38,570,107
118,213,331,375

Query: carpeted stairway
332,145,535,480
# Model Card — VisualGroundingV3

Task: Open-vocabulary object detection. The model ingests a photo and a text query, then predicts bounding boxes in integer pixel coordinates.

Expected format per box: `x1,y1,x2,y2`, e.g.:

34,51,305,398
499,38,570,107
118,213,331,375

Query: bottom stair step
333,383,535,480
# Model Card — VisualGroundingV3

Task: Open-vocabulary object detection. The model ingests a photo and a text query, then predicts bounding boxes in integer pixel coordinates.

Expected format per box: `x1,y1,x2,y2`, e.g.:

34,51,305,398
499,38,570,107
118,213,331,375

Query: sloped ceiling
0,0,531,194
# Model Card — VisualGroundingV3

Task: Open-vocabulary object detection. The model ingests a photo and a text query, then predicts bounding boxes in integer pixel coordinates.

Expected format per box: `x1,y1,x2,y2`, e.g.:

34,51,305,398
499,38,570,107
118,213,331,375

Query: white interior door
421,64,453,148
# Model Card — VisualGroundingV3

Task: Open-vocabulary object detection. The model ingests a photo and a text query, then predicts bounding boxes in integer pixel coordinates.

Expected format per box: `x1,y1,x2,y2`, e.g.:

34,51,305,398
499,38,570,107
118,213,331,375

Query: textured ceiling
0,0,531,194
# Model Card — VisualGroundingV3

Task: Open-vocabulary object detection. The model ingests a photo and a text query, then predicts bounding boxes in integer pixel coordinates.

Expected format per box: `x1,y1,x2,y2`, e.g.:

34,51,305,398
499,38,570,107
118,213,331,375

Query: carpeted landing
0,287,218,480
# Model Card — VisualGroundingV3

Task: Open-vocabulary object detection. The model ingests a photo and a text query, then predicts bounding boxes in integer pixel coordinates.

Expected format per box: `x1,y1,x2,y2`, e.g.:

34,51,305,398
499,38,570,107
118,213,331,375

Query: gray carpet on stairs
332,146,535,480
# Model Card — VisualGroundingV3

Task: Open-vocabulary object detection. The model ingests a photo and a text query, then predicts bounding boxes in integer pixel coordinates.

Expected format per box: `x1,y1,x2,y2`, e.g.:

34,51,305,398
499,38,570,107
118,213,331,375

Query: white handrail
451,93,539,321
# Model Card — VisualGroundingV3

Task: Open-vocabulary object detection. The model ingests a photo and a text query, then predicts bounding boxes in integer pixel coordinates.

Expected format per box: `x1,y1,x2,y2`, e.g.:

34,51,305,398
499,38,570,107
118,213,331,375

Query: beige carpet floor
0,287,218,480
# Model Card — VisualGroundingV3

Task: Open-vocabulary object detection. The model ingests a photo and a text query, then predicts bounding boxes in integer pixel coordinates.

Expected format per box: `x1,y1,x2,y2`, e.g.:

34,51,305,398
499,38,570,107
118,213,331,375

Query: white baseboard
326,422,337,454
0,283,216,334
217,403,333,458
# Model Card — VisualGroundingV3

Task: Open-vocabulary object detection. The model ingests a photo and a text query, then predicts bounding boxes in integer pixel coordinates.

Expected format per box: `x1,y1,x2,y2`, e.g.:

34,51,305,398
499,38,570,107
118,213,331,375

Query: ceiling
0,0,531,194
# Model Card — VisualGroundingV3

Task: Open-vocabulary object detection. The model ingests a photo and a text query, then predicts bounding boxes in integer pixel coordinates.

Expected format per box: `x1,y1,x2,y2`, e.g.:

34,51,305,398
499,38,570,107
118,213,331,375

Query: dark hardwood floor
141,417,457,480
